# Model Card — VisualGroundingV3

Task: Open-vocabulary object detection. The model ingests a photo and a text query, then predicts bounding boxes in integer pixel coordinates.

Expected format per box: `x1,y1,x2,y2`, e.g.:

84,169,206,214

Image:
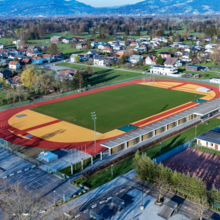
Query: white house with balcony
150,65,180,77
93,57,108,67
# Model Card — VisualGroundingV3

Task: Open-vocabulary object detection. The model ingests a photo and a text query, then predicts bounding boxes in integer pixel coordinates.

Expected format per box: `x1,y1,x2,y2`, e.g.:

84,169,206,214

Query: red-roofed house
6,76,22,87
32,56,43,64
56,70,75,81
103,47,113,53
145,55,157,65
116,50,126,56
20,58,32,66
42,54,53,62
9,61,20,70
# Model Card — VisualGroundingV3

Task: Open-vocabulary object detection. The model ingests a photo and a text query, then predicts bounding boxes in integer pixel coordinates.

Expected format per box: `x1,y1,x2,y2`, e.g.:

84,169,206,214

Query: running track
1,80,219,156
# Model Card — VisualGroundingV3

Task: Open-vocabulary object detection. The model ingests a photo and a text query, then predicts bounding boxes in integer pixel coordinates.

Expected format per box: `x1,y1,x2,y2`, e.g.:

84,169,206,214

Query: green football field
32,84,202,133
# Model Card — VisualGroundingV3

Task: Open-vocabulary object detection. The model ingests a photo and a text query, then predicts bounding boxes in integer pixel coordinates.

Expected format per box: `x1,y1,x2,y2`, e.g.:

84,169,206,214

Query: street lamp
53,191,56,206
91,112,97,157
195,125,197,138
159,142,161,156
111,165,113,180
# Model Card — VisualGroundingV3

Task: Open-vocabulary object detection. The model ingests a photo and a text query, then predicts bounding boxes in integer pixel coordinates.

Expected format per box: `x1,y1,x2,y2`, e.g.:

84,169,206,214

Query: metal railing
0,141,41,166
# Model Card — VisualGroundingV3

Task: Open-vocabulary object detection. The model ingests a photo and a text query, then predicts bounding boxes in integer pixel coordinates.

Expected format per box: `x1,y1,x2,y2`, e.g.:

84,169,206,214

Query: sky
78,0,142,7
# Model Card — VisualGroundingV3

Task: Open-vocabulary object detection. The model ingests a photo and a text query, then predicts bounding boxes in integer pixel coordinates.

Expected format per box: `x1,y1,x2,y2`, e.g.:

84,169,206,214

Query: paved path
40,149,91,173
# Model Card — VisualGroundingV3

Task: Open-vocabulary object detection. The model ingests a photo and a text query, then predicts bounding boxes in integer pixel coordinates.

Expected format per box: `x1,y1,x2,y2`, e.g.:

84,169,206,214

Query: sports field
32,84,202,133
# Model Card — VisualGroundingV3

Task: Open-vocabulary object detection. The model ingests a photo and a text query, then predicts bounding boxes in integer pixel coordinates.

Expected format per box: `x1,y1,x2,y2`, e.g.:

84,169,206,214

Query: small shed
37,151,58,163
186,65,202,72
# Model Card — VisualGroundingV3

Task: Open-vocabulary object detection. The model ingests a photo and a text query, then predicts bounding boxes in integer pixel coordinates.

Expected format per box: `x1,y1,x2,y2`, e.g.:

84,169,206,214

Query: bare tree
195,202,207,220
0,182,46,220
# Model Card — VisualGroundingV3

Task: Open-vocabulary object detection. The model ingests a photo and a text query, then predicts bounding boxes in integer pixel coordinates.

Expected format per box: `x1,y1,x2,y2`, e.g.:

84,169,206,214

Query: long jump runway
0,79,219,156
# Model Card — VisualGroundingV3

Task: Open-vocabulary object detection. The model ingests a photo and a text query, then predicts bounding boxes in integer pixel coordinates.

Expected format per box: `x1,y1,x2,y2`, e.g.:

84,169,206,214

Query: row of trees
133,151,220,216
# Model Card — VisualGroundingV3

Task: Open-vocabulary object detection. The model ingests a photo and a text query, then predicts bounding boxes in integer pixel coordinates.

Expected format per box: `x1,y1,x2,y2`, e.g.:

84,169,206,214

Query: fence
155,139,196,163
0,142,41,166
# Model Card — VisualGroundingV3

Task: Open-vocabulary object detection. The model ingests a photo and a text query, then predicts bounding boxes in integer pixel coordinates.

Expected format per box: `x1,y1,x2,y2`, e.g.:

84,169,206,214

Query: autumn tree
48,43,59,54
21,68,35,88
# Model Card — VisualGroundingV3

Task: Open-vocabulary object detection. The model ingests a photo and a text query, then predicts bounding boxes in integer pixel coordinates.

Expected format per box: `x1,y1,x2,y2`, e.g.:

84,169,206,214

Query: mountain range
0,0,220,17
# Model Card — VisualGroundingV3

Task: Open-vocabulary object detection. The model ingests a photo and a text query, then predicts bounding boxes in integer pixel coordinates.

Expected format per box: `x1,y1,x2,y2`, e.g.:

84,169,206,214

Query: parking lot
0,149,33,178
0,149,80,205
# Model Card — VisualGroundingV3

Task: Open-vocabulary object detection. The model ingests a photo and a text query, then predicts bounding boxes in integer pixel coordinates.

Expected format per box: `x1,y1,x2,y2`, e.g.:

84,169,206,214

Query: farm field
32,83,202,133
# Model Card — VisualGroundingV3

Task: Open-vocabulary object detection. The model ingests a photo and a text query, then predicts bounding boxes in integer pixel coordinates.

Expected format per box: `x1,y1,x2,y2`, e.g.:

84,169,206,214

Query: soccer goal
142,75,155,85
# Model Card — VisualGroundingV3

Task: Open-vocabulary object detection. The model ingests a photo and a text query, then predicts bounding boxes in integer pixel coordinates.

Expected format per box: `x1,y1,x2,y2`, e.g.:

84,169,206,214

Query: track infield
2,79,220,156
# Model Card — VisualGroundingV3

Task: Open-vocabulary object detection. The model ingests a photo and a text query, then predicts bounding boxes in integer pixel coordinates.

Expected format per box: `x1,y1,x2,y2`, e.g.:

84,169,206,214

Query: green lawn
75,118,220,190
197,146,220,157
56,62,144,85
0,38,14,46
32,84,201,133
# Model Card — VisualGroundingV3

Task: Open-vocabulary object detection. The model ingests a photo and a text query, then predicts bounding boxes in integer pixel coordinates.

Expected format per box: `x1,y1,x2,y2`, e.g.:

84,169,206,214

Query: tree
0,182,43,220
210,46,220,65
74,55,80,63
13,57,19,61
48,43,58,54
189,50,193,59
125,28,129,36
85,66,94,75
21,68,35,88
121,55,126,64
156,55,164,65
0,96,3,105
87,40,91,49
39,72,55,95
138,57,143,66
73,70,84,89
136,29,140,36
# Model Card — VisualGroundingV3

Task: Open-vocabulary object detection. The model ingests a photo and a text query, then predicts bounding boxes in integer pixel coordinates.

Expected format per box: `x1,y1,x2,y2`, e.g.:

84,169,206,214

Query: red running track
0,80,219,156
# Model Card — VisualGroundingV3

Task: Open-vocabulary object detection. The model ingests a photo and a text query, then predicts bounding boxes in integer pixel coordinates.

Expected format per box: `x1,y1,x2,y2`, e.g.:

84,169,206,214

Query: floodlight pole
91,112,97,157
111,165,113,180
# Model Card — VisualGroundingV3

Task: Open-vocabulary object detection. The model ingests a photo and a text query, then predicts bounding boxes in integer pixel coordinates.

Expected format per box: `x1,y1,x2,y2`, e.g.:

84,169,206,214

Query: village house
20,58,32,66
145,55,157,65
42,54,53,63
103,47,113,53
8,61,20,70
87,50,98,57
51,36,63,43
128,55,143,64
0,69,13,79
56,70,76,81
76,43,87,50
150,65,179,77
62,38,73,44
93,56,109,67
158,52,172,59
164,57,182,67
6,76,22,87
70,54,79,63
32,56,43,65
116,50,126,56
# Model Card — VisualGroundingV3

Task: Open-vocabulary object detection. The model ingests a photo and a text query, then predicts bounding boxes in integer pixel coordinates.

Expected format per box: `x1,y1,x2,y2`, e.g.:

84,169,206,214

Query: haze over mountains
0,0,220,17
